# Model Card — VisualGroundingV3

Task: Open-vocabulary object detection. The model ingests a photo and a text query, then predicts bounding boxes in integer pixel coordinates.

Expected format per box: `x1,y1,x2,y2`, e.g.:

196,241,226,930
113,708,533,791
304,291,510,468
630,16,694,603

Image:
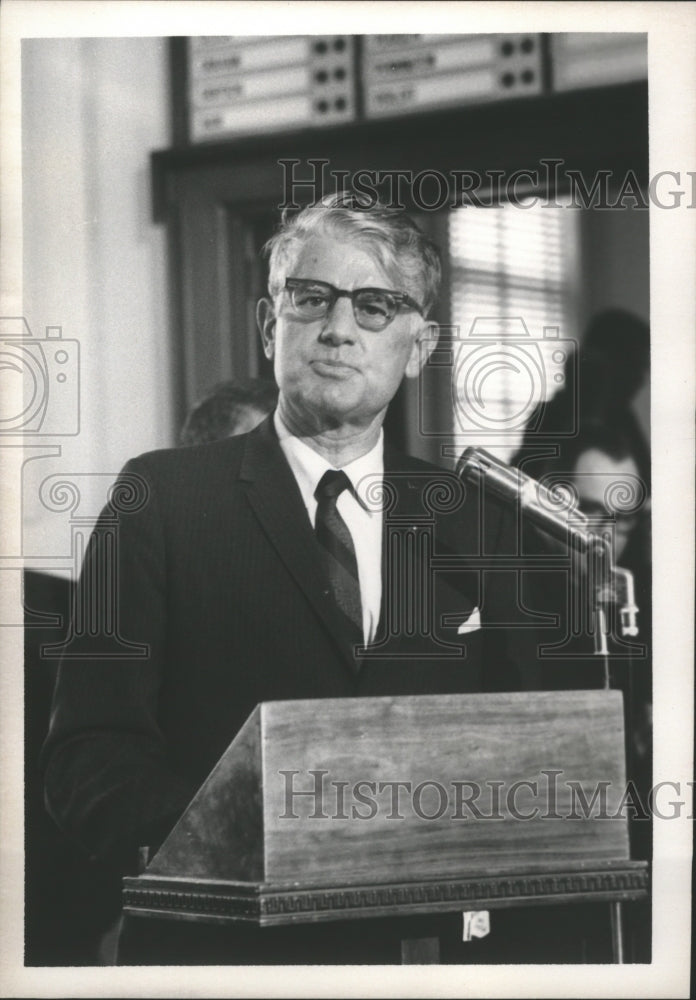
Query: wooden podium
123,690,648,962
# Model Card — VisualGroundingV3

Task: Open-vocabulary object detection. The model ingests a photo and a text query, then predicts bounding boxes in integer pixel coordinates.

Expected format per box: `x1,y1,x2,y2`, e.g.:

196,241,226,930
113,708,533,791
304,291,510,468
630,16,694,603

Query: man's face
258,233,434,433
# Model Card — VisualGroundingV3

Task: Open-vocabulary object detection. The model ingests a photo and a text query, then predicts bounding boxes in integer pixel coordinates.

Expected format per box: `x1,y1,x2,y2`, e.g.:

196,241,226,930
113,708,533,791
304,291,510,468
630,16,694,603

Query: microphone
456,446,604,555
456,447,639,638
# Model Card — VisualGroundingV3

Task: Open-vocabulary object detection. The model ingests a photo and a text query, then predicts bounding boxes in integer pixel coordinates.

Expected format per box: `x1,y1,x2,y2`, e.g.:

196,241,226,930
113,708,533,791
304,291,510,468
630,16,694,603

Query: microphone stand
595,563,640,809
586,533,613,690
595,562,640,687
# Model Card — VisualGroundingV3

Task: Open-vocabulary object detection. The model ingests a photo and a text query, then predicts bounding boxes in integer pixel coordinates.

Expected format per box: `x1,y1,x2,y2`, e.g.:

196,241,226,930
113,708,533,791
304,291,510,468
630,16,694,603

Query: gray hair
263,191,442,317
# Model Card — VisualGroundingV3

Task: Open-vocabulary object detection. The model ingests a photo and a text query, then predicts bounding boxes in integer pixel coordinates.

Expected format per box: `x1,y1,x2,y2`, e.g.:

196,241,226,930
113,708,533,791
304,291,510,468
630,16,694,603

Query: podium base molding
123,859,648,928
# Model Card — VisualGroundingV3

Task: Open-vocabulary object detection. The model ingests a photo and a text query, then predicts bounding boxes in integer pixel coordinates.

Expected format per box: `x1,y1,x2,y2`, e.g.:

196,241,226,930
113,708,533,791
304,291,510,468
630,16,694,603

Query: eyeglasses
284,278,423,331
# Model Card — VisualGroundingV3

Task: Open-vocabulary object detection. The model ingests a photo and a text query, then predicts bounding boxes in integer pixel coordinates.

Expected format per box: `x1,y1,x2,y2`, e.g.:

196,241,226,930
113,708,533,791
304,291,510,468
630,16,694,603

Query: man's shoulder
113,435,261,528
124,414,281,483
125,434,248,483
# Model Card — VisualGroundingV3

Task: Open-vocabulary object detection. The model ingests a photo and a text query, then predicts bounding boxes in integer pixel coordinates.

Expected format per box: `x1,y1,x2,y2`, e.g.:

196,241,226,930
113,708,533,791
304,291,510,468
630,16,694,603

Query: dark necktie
314,469,364,647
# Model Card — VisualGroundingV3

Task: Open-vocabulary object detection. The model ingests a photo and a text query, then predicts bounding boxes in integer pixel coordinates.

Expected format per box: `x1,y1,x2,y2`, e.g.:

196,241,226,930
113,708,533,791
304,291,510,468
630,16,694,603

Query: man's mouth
311,359,359,378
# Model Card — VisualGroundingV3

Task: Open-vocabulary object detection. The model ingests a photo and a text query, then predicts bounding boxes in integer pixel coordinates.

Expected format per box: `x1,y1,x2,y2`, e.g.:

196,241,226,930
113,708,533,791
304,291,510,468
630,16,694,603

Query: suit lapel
239,417,361,677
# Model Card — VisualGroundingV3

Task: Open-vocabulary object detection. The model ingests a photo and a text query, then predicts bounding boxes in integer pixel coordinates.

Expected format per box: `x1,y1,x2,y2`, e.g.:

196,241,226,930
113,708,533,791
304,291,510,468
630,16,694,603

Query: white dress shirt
274,411,383,644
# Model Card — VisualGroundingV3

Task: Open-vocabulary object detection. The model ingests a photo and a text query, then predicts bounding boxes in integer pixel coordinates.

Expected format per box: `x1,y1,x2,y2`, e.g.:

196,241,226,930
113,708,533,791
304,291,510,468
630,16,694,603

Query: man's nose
318,296,358,344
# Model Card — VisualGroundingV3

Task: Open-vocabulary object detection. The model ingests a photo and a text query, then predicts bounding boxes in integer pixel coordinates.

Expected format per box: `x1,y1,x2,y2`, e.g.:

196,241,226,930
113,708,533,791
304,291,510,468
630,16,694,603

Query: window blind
448,203,578,459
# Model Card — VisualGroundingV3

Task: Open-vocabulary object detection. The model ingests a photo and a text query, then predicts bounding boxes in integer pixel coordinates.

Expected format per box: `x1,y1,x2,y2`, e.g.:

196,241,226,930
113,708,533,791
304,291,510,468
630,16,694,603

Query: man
42,193,548,964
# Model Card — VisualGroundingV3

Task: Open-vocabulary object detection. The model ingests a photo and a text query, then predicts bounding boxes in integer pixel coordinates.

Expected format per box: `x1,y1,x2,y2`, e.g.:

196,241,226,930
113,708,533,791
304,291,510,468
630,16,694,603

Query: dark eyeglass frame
284,277,424,330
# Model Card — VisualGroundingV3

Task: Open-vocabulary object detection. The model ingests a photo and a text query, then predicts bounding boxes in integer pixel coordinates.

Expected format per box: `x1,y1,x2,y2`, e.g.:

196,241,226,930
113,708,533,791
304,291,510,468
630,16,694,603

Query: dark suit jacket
42,416,548,867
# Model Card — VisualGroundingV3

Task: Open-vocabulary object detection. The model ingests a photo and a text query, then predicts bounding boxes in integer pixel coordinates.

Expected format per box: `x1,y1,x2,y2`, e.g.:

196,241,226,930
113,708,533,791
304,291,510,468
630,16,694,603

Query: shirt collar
274,410,384,512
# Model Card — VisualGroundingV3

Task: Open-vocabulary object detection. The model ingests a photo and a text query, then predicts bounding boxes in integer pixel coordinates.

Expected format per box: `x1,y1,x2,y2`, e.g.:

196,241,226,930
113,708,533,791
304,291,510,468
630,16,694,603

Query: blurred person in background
179,378,278,446
511,308,650,487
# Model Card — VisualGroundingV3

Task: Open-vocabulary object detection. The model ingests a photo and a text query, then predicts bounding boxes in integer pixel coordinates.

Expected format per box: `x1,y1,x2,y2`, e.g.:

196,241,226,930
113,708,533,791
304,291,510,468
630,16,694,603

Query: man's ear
404,319,439,379
256,298,277,360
